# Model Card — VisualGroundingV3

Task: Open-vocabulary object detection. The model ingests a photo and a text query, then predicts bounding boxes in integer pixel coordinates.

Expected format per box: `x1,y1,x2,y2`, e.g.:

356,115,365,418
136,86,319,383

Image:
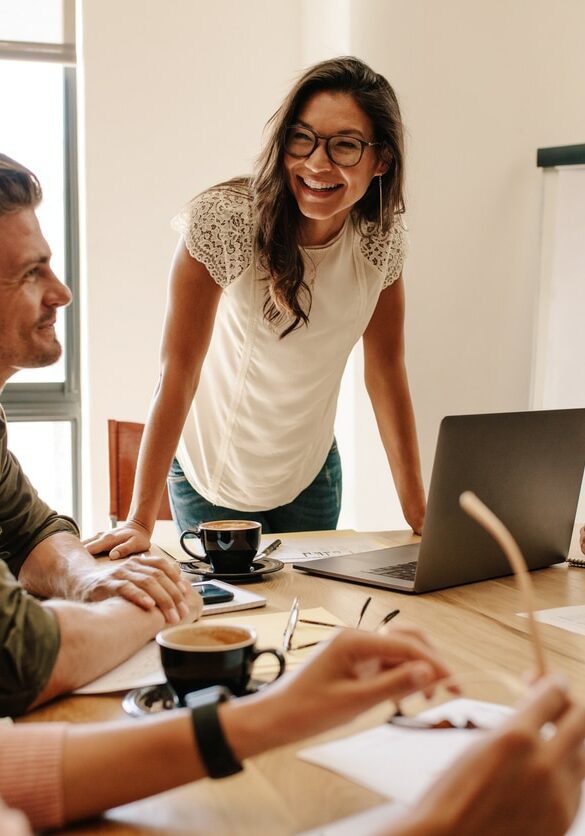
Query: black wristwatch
185,686,244,779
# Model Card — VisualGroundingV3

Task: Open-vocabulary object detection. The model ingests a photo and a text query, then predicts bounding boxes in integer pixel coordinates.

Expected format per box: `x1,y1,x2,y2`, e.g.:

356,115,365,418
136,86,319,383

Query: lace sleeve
171,187,254,288
359,218,408,289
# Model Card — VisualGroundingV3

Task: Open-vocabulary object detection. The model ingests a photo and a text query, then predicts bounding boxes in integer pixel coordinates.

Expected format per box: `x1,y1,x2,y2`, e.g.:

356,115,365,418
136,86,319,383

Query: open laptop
293,409,585,593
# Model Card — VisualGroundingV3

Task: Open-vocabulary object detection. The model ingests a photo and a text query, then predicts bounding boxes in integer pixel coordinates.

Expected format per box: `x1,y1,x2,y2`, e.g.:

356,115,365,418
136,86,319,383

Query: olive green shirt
0,407,78,716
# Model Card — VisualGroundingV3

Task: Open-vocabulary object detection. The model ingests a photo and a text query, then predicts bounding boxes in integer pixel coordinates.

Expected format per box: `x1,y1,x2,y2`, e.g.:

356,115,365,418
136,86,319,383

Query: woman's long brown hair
221,57,406,338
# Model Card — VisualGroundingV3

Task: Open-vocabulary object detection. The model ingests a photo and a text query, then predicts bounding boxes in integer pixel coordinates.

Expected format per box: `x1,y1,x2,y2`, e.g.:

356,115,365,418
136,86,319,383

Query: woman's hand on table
83,520,152,560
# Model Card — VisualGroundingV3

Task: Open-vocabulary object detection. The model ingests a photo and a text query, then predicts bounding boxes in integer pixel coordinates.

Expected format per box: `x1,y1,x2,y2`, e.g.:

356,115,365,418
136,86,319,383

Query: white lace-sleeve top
171,185,407,511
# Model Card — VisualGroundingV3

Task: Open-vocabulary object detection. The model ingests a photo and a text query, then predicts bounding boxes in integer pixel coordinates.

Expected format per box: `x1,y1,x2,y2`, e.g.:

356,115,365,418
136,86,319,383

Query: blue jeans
167,441,342,534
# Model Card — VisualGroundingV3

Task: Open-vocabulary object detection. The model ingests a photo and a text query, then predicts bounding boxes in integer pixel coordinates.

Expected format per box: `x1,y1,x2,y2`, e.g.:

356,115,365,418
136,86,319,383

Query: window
0,0,80,520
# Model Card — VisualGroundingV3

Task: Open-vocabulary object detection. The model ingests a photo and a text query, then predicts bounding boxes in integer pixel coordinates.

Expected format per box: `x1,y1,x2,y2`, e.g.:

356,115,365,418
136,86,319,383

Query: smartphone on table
194,582,235,604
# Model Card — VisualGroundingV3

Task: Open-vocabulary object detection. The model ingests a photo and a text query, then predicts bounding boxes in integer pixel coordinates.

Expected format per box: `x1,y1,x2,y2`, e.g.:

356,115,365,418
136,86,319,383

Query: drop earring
378,175,383,228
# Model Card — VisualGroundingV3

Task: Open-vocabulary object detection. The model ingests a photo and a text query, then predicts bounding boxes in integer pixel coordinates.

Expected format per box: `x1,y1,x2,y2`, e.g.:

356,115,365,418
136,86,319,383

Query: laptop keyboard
367,560,417,581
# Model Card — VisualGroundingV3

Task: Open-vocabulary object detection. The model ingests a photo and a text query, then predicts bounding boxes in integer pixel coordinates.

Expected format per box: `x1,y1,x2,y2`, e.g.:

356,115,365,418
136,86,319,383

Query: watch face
184,685,231,708
122,683,179,716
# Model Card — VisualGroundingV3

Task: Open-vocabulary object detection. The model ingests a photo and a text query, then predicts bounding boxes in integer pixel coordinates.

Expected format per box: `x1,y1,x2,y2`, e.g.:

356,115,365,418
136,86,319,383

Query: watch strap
186,686,243,779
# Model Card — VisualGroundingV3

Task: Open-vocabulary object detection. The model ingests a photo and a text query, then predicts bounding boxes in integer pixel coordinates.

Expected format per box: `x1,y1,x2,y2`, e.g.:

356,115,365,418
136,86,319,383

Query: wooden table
20,525,585,835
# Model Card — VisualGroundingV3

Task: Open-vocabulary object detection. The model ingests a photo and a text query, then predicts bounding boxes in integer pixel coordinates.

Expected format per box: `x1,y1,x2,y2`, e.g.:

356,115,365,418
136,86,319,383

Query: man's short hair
0,154,42,216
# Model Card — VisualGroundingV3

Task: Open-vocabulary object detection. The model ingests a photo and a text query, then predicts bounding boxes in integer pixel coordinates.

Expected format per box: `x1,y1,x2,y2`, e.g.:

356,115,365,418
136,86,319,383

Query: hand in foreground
580,524,585,555
0,799,32,836
233,626,452,752
79,554,202,624
395,676,585,836
83,521,152,560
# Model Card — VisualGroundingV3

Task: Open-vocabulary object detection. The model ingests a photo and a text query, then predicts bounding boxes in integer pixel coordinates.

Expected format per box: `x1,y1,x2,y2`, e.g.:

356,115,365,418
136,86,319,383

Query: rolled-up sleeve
0,562,61,717
0,408,79,578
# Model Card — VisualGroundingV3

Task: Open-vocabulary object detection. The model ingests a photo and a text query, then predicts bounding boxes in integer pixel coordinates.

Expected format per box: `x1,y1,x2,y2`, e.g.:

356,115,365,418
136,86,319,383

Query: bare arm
57,626,450,822
580,525,584,554
18,533,191,624
84,241,222,559
362,277,426,534
31,582,202,707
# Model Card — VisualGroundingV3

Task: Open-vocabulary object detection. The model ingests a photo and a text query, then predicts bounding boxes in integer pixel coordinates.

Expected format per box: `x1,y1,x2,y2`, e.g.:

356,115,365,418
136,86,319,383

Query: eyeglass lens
284,126,365,166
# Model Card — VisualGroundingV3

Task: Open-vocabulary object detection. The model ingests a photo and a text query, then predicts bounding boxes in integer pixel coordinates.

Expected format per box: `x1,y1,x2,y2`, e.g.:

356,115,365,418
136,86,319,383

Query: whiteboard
531,166,585,520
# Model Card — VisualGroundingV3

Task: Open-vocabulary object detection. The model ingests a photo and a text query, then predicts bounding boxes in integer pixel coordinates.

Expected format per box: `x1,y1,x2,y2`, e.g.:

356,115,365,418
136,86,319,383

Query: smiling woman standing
87,56,426,557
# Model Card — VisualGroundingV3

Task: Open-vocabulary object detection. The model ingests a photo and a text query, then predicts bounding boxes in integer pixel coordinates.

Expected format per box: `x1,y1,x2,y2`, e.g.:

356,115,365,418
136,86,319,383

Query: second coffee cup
157,622,286,701
180,520,262,574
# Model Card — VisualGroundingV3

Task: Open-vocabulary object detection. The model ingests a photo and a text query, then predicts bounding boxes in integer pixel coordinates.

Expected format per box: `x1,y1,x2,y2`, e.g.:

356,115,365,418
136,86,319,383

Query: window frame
0,7,81,521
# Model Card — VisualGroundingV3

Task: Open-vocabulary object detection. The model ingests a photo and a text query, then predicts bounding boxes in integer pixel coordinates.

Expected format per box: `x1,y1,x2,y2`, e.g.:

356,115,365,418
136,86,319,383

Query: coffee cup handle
179,528,209,562
250,648,286,686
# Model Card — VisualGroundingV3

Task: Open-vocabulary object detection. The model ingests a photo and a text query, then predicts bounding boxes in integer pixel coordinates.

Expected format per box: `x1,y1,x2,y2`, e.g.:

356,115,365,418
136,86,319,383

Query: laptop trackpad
371,543,420,566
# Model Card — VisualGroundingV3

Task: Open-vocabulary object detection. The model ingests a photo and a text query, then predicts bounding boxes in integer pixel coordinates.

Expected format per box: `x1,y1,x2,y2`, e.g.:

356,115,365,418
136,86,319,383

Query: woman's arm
362,277,426,534
4,667,584,834
85,242,222,559
4,627,450,828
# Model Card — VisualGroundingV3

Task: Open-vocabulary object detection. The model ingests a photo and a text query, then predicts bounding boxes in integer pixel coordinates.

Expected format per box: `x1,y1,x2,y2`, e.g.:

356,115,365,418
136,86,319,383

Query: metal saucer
122,683,179,717
179,556,284,583
122,680,266,716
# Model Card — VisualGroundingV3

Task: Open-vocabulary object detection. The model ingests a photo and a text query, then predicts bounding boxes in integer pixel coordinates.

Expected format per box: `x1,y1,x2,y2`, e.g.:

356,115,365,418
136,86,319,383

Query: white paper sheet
299,697,585,835
518,604,585,637
299,802,406,836
274,531,390,563
299,699,509,805
152,526,391,564
74,641,164,694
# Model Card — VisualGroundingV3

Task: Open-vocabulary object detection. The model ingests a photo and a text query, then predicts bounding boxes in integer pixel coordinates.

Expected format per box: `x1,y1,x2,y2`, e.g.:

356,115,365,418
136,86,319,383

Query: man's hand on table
79,553,202,625
84,520,152,560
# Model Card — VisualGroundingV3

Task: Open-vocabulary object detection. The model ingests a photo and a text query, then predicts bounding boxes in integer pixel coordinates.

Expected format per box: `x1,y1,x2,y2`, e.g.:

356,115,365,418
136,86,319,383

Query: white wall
78,0,302,531
345,0,585,529
79,0,585,533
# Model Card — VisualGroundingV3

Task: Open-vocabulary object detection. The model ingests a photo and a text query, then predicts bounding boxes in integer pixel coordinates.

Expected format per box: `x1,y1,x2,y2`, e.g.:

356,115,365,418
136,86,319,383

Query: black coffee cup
180,520,262,574
156,623,285,701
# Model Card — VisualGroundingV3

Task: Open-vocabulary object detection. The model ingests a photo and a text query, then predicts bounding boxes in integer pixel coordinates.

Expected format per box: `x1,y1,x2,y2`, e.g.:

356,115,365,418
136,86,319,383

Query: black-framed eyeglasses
284,125,381,167
283,596,400,652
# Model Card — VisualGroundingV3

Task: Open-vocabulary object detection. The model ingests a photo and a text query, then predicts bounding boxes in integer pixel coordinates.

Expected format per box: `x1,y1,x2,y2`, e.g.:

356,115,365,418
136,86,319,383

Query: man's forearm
18,532,98,599
32,597,165,706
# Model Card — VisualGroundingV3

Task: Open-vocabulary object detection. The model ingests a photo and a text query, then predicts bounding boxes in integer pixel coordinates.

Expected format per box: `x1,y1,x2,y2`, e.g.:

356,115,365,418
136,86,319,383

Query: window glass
0,0,64,43
8,420,74,517
0,59,66,383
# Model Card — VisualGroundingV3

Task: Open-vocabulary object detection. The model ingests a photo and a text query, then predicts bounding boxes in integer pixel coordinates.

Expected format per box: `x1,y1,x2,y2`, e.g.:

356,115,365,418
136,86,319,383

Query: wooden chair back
108,419,173,527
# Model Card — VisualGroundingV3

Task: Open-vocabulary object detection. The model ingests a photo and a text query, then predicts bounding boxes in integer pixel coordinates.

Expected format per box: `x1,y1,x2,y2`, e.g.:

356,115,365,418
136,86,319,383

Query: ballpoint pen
355,596,372,629
282,596,300,651
376,609,400,630
255,539,282,561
